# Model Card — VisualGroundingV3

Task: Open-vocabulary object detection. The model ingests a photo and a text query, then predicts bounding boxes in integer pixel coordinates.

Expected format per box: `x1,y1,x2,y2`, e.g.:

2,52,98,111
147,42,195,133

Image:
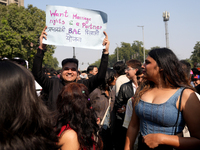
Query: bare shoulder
182,88,194,95
59,129,80,150
182,88,198,104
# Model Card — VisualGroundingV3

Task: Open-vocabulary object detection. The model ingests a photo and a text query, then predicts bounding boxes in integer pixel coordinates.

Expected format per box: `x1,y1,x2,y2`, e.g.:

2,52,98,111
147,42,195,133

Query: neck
131,76,138,88
132,79,138,88
64,80,76,85
153,77,168,89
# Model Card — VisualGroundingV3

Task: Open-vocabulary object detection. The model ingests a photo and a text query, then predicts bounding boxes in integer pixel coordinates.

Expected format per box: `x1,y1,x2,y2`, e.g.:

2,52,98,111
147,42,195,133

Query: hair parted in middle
134,48,193,106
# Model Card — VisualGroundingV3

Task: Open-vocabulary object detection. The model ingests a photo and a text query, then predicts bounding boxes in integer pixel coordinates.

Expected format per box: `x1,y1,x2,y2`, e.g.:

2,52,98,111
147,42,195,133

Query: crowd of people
0,26,200,150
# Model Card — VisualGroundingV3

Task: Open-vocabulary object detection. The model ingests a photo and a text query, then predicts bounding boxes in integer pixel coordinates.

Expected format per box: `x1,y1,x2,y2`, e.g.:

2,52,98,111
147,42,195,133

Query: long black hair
148,48,190,87
134,48,193,105
0,61,59,150
55,82,102,150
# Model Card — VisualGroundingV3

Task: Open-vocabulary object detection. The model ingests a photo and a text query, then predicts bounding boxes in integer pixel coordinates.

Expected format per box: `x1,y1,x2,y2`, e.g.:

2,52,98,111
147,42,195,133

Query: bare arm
124,104,139,150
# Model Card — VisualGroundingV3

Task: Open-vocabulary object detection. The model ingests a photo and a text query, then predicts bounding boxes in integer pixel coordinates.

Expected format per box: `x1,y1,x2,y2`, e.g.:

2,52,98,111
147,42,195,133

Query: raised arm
32,26,53,92
102,31,109,54
39,26,47,50
79,31,109,93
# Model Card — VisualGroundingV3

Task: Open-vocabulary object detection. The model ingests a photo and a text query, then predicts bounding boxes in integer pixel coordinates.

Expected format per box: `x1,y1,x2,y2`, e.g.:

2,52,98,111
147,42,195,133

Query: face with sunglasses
61,62,78,83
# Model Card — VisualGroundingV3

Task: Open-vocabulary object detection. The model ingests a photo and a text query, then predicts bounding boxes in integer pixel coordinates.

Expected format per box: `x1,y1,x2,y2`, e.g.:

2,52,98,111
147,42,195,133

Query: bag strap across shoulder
100,97,111,126
174,87,186,135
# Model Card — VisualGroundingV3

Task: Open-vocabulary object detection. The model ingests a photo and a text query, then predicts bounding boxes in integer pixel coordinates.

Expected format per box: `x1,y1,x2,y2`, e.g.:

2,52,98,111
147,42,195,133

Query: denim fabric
135,87,185,136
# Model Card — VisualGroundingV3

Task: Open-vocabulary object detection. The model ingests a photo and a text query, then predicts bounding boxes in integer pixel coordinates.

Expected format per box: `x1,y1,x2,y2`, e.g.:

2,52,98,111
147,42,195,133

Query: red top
58,125,96,150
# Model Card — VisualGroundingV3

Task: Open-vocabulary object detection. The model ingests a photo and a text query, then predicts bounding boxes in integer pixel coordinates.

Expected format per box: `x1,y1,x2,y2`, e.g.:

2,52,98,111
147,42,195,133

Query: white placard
43,5,107,49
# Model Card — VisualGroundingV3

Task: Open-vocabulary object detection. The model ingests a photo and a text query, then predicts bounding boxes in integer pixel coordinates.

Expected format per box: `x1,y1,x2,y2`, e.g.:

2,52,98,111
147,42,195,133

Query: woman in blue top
125,48,200,150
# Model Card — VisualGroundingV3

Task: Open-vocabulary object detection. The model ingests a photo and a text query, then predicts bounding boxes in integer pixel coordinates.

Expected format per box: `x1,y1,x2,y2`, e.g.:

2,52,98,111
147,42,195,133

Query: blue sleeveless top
135,87,185,136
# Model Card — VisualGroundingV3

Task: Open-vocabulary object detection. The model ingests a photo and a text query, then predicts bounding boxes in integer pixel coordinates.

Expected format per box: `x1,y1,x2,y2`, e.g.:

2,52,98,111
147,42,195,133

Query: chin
67,79,76,82
63,78,75,82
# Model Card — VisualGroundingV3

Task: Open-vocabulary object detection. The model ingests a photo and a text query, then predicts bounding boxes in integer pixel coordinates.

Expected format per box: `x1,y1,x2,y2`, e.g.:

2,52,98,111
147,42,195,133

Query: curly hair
55,82,102,150
134,48,193,106
0,61,59,150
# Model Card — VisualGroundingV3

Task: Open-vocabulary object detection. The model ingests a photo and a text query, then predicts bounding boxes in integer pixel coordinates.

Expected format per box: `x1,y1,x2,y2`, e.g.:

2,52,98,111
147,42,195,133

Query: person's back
56,82,102,150
0,60,59,150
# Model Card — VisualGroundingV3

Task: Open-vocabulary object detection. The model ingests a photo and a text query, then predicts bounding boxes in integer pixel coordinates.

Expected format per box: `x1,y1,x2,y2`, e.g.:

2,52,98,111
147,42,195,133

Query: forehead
146,56,156,63
62,62,77,69
93,67,98,70
127,65,134,69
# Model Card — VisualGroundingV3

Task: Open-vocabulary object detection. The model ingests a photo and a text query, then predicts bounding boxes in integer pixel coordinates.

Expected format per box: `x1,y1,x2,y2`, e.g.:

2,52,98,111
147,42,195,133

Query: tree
190,41,200,67
43,45,59,69
0,4,58,69
91,40,151,68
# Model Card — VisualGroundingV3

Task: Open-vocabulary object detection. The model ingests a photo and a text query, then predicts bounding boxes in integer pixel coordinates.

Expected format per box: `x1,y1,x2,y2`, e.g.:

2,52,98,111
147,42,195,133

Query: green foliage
91,40,152,68
190,41,200,67
0,4,58,69
91,59,101,68
43,45,59,69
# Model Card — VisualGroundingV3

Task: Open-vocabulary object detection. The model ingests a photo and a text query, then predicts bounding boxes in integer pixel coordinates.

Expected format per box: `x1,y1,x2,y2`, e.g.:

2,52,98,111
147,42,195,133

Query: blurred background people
113,61,129,96
80,70,89,80
89,68,117,150
87,65,98,78
114,59,142,150
192,73,200,95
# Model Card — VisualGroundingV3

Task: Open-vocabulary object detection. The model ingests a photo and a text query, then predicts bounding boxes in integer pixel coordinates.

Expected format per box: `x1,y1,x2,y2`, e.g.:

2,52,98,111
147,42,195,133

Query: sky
24,0,200,70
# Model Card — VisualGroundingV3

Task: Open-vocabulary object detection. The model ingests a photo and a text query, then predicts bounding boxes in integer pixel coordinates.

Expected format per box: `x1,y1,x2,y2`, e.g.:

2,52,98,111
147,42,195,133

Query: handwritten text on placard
43,6,107,49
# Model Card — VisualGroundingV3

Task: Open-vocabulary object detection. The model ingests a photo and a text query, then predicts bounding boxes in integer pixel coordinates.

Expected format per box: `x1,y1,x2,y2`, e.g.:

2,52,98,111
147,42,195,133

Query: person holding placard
32,26,109,111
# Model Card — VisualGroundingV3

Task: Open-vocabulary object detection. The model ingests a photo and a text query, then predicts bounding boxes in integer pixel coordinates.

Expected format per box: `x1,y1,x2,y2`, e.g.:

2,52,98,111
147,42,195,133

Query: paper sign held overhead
43,5,107,49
